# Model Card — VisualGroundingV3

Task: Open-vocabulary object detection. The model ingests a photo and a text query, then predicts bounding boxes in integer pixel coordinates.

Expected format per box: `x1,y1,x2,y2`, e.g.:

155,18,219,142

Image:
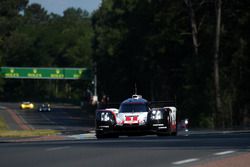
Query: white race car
95,95,177,138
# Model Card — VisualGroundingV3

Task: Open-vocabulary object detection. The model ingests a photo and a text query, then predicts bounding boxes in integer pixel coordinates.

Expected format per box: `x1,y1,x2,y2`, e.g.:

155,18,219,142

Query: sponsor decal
124,116,139,124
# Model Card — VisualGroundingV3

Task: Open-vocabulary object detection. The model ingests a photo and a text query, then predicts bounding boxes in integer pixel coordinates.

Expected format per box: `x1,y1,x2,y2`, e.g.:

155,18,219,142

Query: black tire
110,134,119,138
171,131,177,136
96,131,118,139
156,131,170,136
171,123,178,136
96,131,106,139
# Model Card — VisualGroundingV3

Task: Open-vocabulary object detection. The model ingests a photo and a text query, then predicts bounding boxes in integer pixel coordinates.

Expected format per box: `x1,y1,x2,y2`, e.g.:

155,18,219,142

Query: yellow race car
20,102,34,109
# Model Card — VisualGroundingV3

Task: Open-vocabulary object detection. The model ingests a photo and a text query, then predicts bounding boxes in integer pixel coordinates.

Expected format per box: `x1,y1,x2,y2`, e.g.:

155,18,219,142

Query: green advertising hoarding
0,67,91,80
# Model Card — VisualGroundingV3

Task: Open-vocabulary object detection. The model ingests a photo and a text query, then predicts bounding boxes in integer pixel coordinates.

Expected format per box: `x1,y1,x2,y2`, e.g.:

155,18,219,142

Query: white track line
214,150,235,156
172,158,199,165
46,146,71,151
172,151,235,165
0,106,6,109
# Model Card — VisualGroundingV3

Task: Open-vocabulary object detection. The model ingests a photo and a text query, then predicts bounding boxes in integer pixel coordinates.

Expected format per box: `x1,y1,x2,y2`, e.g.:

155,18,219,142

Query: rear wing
97,102,120,109
149,101,176,108
98,100,176,110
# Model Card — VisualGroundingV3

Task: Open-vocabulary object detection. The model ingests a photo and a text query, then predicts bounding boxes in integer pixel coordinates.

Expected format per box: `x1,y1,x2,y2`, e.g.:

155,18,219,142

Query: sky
29,0,102,15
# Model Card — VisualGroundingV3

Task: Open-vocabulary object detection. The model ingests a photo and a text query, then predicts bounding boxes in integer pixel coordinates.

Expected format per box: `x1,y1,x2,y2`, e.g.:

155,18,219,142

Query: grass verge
0,116,59,138
0,129,59,138
0,116,8,130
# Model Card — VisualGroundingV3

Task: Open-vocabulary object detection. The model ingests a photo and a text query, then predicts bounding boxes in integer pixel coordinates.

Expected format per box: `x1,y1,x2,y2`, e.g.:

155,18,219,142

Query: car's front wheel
156,131,170,136
96,132,105,139
96,130,118,139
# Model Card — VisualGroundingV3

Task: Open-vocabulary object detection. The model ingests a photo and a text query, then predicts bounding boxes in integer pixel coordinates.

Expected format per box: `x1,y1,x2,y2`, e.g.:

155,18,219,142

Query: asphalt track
0,102,95,133
1,103,250,167
0,133,250,167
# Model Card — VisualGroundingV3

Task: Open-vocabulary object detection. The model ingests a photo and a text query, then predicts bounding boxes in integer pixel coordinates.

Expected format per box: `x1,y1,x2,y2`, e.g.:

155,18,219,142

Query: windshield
119,103,149,113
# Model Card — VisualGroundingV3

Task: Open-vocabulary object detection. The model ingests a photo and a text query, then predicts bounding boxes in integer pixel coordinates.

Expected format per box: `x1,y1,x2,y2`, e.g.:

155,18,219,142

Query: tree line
0,0,249,128
0,0,93,103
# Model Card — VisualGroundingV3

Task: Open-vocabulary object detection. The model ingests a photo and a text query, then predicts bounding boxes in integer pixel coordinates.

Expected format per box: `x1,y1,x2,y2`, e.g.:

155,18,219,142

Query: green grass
0,116,59,137
0,116,8,130
0,129,59,138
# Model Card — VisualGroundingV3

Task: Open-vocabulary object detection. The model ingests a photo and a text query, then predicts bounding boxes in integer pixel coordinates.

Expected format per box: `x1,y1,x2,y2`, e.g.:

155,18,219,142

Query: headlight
101,112,109,121
151,110,163,120
100,112,115,122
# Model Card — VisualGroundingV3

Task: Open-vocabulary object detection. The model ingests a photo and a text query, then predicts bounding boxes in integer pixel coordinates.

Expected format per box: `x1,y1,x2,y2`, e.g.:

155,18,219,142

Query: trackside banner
0,67,91,80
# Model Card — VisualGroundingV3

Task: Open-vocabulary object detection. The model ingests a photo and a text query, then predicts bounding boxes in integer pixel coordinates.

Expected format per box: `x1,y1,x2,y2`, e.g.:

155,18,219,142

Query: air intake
132,94,142,99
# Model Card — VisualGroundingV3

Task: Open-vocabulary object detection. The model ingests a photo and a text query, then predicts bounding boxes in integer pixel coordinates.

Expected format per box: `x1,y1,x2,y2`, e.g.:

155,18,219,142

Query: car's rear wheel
171,123,177,136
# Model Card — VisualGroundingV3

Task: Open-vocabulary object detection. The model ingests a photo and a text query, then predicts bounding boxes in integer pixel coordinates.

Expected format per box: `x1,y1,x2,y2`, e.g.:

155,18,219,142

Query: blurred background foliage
0,0,249,128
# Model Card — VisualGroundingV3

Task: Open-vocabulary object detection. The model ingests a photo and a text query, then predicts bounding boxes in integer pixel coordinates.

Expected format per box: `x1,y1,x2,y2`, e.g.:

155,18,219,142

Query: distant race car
95,95,177,138
38,103,51,112
20,102,34,109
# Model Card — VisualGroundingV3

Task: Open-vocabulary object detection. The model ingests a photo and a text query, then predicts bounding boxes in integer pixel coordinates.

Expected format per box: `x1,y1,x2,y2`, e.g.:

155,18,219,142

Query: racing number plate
125,116,138,124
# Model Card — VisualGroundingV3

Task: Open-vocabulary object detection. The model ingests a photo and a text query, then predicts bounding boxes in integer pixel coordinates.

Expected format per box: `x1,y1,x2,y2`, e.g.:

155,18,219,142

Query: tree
219,1,250,127
0,0,28,97
1,4,93,101
214,0,223,128
184,0,199,57
24,3,48,24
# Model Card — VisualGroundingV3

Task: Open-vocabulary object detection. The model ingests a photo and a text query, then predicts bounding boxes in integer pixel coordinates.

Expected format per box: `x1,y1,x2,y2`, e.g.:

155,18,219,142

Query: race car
95,95,177,138
38,103,51,112
20,102,34,110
